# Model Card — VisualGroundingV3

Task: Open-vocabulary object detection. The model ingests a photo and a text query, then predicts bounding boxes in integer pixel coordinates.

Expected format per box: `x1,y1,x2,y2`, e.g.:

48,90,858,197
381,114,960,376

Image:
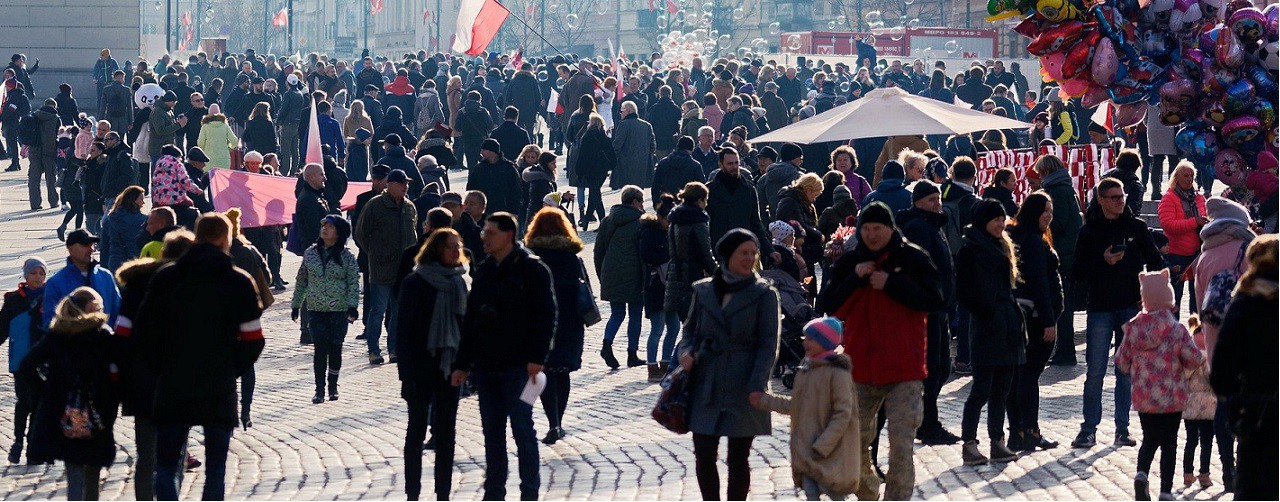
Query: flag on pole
305,96,322,165
453,0,510,57
1091,103,1114,134
667,0,678,14
648,0,656,11
370,0,384,16
272,8,288,28
608,39,625,99
506,46,524,71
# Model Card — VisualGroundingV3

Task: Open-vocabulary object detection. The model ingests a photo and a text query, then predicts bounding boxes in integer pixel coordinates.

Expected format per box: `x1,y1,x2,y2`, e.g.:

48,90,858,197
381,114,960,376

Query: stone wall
0,0,140,114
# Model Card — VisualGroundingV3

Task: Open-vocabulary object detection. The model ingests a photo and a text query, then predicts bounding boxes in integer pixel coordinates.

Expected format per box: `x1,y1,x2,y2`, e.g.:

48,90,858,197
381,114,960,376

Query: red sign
781,27,998,59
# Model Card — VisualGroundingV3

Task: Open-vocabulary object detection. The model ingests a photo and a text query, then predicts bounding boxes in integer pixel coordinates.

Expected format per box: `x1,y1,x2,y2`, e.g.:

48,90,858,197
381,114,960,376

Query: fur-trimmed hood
526,234,584,253
50,311,110,335
114,257,164,286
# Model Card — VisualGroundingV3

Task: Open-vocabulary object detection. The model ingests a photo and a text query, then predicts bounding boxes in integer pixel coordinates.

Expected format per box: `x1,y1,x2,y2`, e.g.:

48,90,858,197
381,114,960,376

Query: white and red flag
453,0,510,56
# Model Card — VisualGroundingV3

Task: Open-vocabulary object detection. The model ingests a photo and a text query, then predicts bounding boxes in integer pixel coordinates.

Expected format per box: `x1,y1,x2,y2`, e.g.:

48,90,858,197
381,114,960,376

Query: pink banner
208,169,371,228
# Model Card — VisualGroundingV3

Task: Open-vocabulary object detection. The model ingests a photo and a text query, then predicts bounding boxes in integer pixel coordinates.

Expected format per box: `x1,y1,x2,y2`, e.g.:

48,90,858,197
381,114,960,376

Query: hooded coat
466,156,523,217
756,161,802,220
521,164,558,224
595,203,647,303
22,311,118,467
650,149,702,203
1116,308,1203,413
664,203,716,318
758,353,862,497
527,235,588,372
896,207,954,307
504,70,543,124
374,107,416,151
646,97,682,151
819,188,860,237
574,127,616,188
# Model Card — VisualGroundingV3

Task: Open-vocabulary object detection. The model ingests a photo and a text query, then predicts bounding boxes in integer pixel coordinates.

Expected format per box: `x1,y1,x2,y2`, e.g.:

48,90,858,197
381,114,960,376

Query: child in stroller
763,221,818,389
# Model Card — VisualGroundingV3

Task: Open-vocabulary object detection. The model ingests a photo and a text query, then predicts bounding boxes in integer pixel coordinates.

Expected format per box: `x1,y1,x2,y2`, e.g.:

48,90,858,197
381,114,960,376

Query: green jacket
354,192,418,284
148,105,183,160
292,244,360,312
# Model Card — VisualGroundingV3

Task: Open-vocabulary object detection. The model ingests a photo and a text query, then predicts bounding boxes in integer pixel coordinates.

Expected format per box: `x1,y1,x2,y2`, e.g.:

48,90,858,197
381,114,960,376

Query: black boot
626,350,645,368
600,342,620,369
312,390,324,404
327,371,340,401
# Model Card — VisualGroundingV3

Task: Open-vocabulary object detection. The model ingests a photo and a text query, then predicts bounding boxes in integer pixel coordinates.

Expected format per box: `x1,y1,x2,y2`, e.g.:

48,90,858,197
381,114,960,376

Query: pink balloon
1058,77,1091,97
1217,30,1245,69
1215,148,1248,186
1222,114,1263,147
1092,38,1121,85
1113,102,1148,129
1039,53,1066,81
1082,85,1112,108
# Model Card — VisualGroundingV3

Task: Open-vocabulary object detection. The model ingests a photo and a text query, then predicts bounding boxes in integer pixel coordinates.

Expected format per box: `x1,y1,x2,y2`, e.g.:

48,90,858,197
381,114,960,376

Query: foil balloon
1081,85,1112,108
1113,102,1148,129
1214,148,1247,186
1013,16,1044,38
1062,32,1101,79
1109,78,1150,104
1246,65,1277,97
1028,20,1085,55
1169,0,1203,32
1148,0,1176,23
1264,2,1279,38
1200,0,1227,23
1200,25,1221,50
1175,122,1202,152
1036,0,1082,23
1228,7,1267,44
133,83,164,110
1202,60,1238,94
1040,52,1067,81
1092,38,1121,85
1203,102,1229,127
1140,30,1176,58
1222,115,1263,147
1058,76,1092,97
1190,133,1219,163
1257,41,1278,72
1222,79,1256,116
1216,31,1246,69
1160,79,1199,111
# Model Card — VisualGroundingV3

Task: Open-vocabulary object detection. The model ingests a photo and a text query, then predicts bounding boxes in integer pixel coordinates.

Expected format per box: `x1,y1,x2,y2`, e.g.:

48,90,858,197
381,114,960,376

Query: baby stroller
762,268,818,390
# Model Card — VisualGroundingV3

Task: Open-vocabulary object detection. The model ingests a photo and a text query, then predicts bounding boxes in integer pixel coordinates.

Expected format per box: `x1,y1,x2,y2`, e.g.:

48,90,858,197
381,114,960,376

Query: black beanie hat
857,201,895,228
780,143,803,163
322,214,352,241
715,228,760,263
758,146,779,161
970,198,1008,228
186,146,211,163
481,138,502,154
911,180,940,203
881,160,905,181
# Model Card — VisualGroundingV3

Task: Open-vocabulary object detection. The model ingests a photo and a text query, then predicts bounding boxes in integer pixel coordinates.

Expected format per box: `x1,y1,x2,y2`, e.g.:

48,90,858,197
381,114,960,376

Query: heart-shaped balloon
1216,30,1246,69
1214,148,1248,186
1114,102,1149,128
1092,38,1121,85
1222,114,1263,147
1228,7,1267,43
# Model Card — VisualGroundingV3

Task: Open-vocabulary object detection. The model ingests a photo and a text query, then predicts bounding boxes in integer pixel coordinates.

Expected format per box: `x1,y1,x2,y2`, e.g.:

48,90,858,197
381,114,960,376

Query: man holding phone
1069,177,1165,449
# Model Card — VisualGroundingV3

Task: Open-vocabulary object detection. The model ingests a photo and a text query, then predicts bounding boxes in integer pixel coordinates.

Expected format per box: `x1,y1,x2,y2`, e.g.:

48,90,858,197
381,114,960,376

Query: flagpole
492,0,569,58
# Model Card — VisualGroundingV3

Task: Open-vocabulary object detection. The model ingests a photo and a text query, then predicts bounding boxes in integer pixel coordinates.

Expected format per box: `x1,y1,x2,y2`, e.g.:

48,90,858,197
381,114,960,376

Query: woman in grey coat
676,228,780,501
594,186,648,369
664,182,716,324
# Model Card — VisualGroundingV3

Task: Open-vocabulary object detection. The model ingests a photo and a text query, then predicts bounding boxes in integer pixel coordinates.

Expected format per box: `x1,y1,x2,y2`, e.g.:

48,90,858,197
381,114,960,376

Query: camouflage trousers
854,380,923,501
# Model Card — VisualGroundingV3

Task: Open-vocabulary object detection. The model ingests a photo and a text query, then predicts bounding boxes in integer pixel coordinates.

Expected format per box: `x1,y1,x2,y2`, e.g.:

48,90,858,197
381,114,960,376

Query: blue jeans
474,368,540,500
1081,308,1138,435
363,283,397,355
646,310,681,364
155,423,232,500
604,301,643,352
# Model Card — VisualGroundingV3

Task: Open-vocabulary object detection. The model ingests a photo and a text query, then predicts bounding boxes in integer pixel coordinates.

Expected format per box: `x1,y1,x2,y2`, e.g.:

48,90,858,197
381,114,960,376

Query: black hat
481,138,502,154
251,76,265,84
364,84,380,93
384,133,402,146
970,198,1008,228
911,180,940,203
677,135,695,151
387,169,409,184
926,157,948,180
65,229,99,247
857,201,895,228
715,228,760,263
881,160,905,181
426,207,454,230
161,91,178,102
780,143,803,163
321,214,351,241
370,163,391,179
758,146,779,161
187,146,210,163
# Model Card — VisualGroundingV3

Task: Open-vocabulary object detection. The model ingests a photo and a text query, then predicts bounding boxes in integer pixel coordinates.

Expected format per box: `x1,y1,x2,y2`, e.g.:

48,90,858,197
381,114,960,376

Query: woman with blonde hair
22,287,118,500
775,172,826,281
524,208,589,444
344,99,373,142
445,75,463,134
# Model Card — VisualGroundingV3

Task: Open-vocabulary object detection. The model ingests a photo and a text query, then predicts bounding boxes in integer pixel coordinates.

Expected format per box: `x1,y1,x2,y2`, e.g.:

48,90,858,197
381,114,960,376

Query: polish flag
453,0,510,57
667,0,678,14
272,8,288,28
506,46,524,71
370,0,384,16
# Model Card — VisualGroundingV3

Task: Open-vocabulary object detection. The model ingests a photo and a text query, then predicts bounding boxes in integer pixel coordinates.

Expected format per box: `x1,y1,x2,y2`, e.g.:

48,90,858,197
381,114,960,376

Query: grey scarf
414,262,468,380
1174,186,1200,220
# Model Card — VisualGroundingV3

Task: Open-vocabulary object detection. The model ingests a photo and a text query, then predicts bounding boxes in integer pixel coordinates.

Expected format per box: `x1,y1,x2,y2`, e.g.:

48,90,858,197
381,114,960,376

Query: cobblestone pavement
0,162,1232,500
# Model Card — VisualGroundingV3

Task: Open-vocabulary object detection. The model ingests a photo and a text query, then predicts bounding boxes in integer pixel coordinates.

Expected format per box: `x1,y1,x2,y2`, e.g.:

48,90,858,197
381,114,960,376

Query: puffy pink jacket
1191,228,1252,361
1157,190,1206,256
1116,308,1205,414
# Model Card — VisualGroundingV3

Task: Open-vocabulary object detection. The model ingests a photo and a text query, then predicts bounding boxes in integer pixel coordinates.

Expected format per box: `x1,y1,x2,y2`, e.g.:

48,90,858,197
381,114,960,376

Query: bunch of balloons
990,0,1278,193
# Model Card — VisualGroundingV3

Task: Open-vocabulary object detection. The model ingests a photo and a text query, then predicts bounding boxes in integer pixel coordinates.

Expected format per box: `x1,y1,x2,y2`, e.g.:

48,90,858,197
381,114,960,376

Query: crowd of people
0,44,1274,502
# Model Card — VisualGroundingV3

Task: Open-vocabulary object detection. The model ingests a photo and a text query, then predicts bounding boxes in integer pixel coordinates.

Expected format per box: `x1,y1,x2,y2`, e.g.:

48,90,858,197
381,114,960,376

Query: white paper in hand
520,371,547,406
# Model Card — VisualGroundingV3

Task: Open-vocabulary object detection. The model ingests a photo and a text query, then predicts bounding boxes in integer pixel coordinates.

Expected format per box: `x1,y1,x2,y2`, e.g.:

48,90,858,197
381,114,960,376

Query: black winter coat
575,128,616,187
1011,225,1064,325
293,184,331,250
522,165,557,224
134,244,264,427
646,98,682,150
1102,167,1146,215
22,320,119,467
505,72,543,120
241,117,278,154
706,169,768,247
373,111,415,152
982,185,1019,217
774,187,823,267
113,258,164,417
527,236,587,372
1072,203,1164,311
664,203,716,318
897,207,955,308
375,145,425,198
456,245,557,372
395,265,464,387
54,92,79,126
651,149,704,204
467,158,523,217
639,216,670,317
489,121,532,163
955,225,1026,366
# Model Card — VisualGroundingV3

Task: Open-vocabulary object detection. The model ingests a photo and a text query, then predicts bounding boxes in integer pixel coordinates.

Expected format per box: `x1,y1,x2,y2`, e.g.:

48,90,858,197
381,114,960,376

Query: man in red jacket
818,201,945,501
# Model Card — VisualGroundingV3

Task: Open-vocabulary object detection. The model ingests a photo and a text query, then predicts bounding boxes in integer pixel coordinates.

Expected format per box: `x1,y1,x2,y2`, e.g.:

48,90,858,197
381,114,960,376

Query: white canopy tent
752,87,1034,144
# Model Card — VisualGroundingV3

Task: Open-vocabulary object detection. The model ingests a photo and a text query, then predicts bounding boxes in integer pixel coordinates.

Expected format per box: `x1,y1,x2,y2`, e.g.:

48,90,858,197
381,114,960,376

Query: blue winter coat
861,178,912,215
0,285,44,373
100,209,148,271
42,259,121,328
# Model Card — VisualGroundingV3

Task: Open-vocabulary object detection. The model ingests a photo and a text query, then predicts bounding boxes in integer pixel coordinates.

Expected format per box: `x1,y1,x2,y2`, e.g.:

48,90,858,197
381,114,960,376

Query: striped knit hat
803,317,844,351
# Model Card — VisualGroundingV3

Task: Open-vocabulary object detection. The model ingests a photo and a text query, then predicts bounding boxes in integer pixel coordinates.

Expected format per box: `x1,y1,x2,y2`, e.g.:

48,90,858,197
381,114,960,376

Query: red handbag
229,147,245,170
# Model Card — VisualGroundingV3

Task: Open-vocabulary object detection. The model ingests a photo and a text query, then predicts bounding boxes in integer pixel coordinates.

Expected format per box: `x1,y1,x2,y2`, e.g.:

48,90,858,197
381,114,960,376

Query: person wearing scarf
676,228,780,500
396,228,469,501
290,215,360,405
1157,161,1207,318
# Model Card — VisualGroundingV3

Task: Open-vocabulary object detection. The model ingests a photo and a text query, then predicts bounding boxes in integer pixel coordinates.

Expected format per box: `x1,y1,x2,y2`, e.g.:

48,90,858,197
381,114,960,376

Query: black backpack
17,113,41,146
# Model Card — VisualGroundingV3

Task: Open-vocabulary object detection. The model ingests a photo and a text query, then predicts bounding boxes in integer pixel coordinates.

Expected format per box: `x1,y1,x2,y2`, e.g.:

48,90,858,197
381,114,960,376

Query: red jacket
820,232,944,385
1157,189,1206,257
